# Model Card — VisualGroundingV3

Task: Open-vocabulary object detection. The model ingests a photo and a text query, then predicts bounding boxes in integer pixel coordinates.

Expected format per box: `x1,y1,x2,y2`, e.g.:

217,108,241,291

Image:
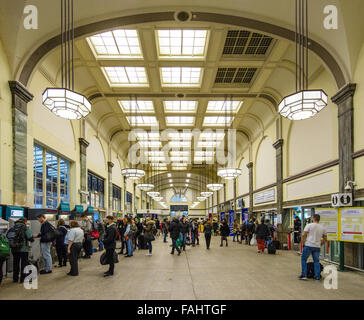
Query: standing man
204,218,213,250
247,219,256,245
8,218,34,283
191,219,199,247
162,218,169,243
103,216,117,277
169,217,181,256
34,214,54,274
299,214,327,281
66,220,84,276
294,216,302,244
180,217,189,251
79,214,92,259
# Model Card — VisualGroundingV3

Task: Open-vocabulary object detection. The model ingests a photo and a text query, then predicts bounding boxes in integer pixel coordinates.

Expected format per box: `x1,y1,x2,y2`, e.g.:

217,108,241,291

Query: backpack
42,223,61,243
268,242,276,254
307,262,324,279
6,224,26,249
0,234,10,257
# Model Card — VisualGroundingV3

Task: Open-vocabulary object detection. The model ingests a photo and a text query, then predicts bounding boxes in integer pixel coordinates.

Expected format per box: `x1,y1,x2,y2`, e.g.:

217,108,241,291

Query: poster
340,208,364,243
229,210,234,236
315,208,339,241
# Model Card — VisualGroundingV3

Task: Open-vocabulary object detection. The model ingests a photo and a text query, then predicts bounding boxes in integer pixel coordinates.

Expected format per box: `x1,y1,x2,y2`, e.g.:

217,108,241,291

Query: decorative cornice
107,161,114,173
8,81,34,115
246,162,253,169
79,138,90,148
273,139,284,149
331,83,356,105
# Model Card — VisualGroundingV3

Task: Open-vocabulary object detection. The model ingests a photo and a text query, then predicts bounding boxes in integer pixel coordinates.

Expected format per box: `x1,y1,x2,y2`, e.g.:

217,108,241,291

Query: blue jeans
127,238,133,256
40,242,52,271
171,238,180,254
147,240,152,253
163,232,168,242
180,233,187,247
301,246,321,279
98,239,104,251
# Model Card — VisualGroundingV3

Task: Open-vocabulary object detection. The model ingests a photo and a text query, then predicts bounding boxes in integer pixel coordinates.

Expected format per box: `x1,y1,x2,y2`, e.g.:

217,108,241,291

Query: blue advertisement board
220,212,225,223
229,210,234,236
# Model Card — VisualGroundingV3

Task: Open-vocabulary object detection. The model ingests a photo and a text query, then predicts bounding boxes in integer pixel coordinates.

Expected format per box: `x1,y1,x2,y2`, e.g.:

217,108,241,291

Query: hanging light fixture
217,96,242,180
201,191,213,197
153,196,163,202
147,191,160,198
136,184,154,191
42,0,91,120
122,95,145,180
207,183,224,191
197,196,206,202
278,0,327,120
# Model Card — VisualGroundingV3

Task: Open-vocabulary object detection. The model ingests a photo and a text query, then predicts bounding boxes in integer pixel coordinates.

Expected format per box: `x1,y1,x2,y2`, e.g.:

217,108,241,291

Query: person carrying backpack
219,218,230,247
0,230,11,285
7,218,34,283
33,214,55,274
143,217,155,256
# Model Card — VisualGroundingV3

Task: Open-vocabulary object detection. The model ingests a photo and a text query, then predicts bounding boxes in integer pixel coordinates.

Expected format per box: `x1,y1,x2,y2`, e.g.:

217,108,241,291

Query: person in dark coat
247,219,256,245
117,218,128,255
294,216,302,243
219,218,230,247
55,219,68,267
180,217,189,251
169,217,181,255
204,218,213,250
103,216,117,277
256,219,270,253
162,218,169,243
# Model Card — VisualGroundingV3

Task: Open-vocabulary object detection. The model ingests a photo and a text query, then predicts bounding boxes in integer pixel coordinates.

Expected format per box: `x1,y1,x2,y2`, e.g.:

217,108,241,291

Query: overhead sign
229,210,234,236
340,208,364,243
254,189,275,205
315,208,339,241
331,193,352,207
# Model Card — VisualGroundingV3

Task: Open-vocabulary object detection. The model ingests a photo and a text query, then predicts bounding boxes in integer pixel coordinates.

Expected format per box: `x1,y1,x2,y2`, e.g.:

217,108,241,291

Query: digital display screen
10,210,23,217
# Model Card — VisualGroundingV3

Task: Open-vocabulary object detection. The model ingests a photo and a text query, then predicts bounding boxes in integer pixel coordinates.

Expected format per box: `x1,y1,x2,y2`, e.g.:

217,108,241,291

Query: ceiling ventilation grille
215,67,258,84
223,30,273,55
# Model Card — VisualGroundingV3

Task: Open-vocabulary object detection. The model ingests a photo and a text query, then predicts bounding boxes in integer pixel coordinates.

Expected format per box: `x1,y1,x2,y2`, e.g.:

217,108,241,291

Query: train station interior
0,0,364,300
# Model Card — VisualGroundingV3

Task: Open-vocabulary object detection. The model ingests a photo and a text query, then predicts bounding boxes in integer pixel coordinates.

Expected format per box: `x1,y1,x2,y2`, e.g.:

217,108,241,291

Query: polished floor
1,236,364,300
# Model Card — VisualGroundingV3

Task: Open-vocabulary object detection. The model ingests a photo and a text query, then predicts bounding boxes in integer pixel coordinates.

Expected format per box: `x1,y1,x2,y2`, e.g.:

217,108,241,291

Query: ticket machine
2,205,26,272
85,206,95,224
71,204,85,221
58,202,71,226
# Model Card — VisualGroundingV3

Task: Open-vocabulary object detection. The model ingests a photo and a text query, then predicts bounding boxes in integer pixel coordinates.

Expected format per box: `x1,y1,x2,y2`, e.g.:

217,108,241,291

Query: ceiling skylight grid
161,67,203,87
165,116,195,126
215,68,257,84
126,116,158,126
164,101,197,113
206,101,242,113
203,116,234,126
157,29,208,58
102,67,149,87
88,29,143,59
119,100,154,113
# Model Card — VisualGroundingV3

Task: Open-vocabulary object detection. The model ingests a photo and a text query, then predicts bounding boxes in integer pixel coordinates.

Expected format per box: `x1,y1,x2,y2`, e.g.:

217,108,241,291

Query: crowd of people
0,212,327,285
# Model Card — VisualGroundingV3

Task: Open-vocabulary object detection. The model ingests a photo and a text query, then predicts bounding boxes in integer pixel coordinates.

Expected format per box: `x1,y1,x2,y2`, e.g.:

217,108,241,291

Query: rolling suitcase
268,242,276,254
273,240,280,250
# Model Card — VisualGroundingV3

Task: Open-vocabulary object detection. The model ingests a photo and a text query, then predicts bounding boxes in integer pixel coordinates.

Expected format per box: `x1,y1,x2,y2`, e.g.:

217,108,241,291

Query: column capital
107,161,114,173
79,138,89,155
331,83,356,105
273,139,284,149
9,81,33,115
246,162,253,169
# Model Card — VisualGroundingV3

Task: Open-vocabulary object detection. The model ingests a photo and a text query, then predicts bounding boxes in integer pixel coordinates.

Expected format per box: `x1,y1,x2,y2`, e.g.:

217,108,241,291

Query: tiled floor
1,236,364,300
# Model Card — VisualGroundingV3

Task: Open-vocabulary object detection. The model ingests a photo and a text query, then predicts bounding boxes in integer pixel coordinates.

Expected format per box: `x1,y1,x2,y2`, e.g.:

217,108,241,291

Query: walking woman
220,218,230,247
233,219,240,242
144,217,155,256
204,218,213,250
66,221,84,276
55,219,68,267
256,219,270,253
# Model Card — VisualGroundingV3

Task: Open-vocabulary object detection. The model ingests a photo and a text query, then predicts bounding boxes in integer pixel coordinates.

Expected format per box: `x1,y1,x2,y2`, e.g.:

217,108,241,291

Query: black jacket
55,225,68,247
220,223,230,237
247,222,256,234
255,223,270,240
204,223,213,234
103,223,117,250
180,222,189,234
169,218,181,240
39,221,54,243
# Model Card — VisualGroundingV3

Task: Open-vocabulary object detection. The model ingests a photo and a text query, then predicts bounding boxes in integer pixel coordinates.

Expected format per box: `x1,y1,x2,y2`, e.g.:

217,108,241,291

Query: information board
315,208,339,241
340,208,364,243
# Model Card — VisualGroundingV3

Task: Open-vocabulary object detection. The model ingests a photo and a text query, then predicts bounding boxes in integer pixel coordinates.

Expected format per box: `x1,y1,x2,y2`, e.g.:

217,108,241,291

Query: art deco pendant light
278,0,328,120
42,0,91,120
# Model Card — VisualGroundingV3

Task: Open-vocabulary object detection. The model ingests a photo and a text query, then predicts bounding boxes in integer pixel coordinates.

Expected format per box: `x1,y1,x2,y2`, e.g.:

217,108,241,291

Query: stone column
273,139,284,214
233,177,237,213
107,161,114,215
79,138,89,205
332,83,357,271
8,81,33,206
133,182,137,215
331,83,356,192
247,162,253,216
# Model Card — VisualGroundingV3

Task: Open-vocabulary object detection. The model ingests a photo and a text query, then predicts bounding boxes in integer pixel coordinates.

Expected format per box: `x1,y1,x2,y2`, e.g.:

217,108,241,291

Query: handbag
250,234,257,246
145,233,155,242
100,251,119,265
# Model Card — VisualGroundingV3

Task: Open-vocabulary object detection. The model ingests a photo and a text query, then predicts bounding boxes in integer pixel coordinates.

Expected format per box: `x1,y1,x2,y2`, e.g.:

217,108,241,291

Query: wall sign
315,208,339,241
340,208,364,243
331,193,352,207
254,189,275,204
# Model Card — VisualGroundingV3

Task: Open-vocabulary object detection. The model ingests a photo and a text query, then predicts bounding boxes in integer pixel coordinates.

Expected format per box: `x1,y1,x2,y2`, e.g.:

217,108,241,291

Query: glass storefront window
112,184,121,211
87,172,105,209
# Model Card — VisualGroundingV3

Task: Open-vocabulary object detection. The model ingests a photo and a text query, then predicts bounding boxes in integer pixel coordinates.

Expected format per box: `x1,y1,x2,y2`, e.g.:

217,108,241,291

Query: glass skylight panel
127,116,158,126
157,29,208,58
199,132,225,140
161,67,202,87
172,163,188,170
197,140,220,148
168,132,193,140
134,132,160,140
170,156,189,163
88,29,143,59
119,101,154,113
138,140,162,148
102,67,148,87
151,164,167,171
195,151,215,157
170,151,190,157
203,116,233,126
169,141,191,148
206,101,242,113
165,116,195,126
164,101,197,113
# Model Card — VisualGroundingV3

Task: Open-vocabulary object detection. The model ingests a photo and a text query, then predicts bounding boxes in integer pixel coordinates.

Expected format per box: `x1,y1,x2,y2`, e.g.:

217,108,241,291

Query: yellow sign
339,207,364,243
316,208,339,241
